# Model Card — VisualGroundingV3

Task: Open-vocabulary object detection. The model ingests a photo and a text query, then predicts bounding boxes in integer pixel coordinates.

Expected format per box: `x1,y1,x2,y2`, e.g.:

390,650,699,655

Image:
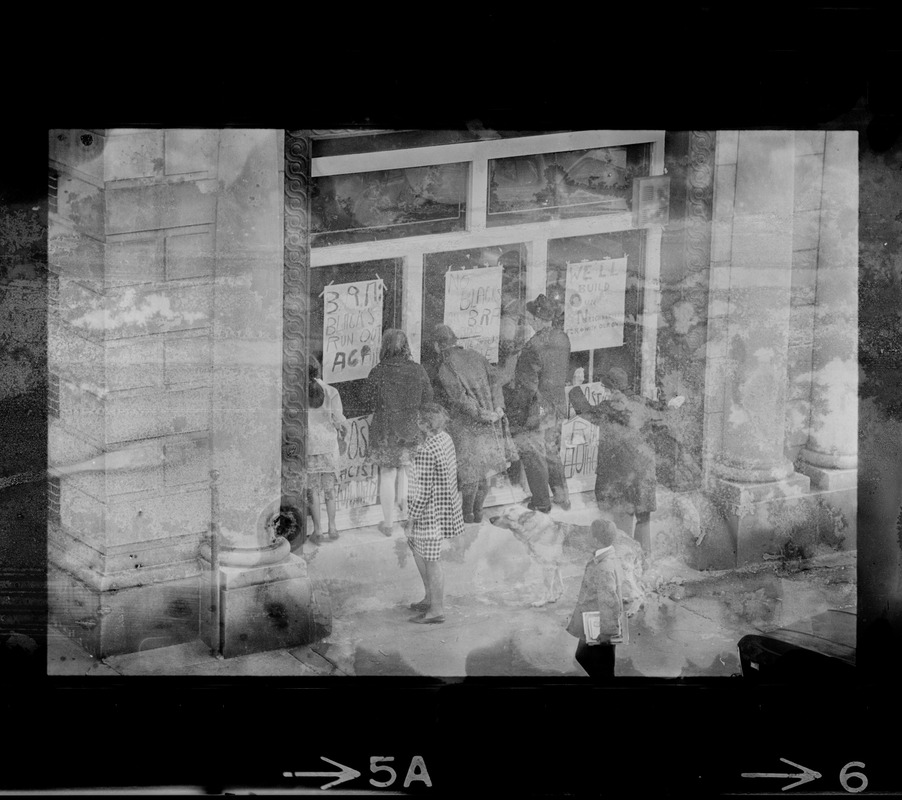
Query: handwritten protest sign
564,257,627,351
334,415,378,485
323,279,383,383
443,266,503,362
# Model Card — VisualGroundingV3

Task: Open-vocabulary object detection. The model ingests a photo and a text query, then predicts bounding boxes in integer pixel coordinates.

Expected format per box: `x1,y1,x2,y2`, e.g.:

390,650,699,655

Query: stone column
798,131,858,483
707,131,811,565
198,130,313,658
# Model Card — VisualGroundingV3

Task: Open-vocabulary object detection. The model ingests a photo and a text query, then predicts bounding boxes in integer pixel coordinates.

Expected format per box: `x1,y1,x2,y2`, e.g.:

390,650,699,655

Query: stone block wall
48,129,219,656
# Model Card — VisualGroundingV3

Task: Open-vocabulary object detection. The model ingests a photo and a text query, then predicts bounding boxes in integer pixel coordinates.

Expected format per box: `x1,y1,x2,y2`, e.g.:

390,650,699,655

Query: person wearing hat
506,292,572,514
430,324,517,524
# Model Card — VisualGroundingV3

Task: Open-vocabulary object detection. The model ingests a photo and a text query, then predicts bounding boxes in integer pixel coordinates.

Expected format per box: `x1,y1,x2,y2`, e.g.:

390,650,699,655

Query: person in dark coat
507,293,572,514
569,366,684,553
430,324,517,524
364,329,434,537
566,518,624,680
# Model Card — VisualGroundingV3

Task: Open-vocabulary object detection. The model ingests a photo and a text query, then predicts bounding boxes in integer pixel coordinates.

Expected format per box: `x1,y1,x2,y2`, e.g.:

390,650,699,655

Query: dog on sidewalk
489,505,648,611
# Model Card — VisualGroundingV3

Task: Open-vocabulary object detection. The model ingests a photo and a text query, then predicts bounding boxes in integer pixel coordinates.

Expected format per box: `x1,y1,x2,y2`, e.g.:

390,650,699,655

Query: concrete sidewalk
48,492,856,678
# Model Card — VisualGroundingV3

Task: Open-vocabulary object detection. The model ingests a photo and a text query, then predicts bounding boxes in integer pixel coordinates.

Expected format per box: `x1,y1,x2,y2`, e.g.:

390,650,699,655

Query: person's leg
308,487,323,540
518,433,551,512
324,476,339,539
396,465,409,516
634,511,651,554
411,548,430,608
545,423,569,507
379,466,398,530
423,559,445,619
472,478,489,522
460,480,477,523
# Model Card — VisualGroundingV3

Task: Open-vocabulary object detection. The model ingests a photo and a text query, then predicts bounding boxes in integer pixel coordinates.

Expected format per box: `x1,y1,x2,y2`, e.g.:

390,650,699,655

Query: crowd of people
300,290,684,672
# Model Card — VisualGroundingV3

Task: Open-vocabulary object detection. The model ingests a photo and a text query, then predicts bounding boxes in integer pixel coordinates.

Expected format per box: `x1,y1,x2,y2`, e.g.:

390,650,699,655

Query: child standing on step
306,357,348,545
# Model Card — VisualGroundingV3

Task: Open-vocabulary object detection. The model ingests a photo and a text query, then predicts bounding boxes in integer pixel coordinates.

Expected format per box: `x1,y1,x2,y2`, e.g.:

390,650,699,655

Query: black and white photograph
2,10,902,796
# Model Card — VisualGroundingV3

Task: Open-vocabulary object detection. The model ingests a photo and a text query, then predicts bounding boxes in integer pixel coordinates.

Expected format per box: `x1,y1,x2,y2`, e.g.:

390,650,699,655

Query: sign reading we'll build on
564,257,627,351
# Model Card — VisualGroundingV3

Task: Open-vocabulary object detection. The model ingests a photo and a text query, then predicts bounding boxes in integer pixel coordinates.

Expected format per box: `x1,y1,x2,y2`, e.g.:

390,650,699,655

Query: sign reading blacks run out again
323,278,384,383
564,257,627,351
443,266,503,363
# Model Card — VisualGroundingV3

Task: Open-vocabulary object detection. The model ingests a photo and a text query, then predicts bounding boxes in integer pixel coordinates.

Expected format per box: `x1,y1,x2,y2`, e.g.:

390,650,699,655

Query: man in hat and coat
506,293,572,514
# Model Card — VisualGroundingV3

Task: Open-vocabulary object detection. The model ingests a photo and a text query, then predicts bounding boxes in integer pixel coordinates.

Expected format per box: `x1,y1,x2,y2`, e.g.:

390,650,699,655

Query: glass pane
547,231,646,390
487,143,651,226
311,162,469,246
421,244,528,375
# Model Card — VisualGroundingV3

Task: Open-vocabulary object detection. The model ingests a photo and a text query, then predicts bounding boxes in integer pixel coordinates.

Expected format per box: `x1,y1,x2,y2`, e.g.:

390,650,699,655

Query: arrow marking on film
742,758,821,791
283,757,361,790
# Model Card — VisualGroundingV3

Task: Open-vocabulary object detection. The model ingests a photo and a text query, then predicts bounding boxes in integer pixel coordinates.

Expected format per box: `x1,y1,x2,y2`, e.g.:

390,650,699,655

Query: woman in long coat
365,329,434,536
431,324,516,523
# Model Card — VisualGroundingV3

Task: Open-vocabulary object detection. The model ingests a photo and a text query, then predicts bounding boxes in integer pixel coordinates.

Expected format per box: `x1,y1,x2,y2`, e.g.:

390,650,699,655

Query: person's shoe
327,529,340,541
308,533,324,545
463,513,475,524
409,614,445,624
408,600,430,612
552,488,571,511
527,503,552,514
378,522,394,537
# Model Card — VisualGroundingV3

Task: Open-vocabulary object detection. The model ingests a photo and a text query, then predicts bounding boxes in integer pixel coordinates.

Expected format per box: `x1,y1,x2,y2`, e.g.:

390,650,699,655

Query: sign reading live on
323,279,384,383
444,266,503,363
564,257,627,351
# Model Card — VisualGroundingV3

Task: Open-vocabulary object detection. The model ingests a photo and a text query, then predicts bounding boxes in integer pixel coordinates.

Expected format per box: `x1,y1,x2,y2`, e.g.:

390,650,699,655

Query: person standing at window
306,357,349,544
507,293,572,514
365,329,434,537
430,324,517,524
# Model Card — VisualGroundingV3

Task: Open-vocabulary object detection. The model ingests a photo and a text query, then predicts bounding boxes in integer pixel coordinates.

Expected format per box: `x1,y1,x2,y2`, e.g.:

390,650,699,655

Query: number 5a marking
370,756,432,788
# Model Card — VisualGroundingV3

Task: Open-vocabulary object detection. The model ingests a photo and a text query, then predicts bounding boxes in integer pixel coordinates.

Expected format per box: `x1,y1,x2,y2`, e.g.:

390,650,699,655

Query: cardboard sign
443,266,503,363
564,257,627,351
335,414,378,485
323,279,384,383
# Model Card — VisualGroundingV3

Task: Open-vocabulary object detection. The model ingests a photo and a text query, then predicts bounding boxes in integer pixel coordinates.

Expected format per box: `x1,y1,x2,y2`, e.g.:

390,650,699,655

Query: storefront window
487,143,651,226
547,231,646,390
311,162,469,246
421,244,527,377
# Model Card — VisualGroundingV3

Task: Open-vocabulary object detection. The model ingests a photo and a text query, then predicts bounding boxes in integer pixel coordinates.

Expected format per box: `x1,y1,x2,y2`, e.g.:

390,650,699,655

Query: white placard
564,257,627,351
323,279,384,383
443,266,503,363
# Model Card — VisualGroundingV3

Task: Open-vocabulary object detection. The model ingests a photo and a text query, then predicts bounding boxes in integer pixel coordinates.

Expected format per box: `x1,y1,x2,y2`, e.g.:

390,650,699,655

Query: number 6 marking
839,762,867,793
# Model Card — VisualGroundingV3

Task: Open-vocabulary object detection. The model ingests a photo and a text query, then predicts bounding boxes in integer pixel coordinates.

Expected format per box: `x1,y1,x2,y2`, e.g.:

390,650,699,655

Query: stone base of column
797,463,857,491
797,464,857,551
48,564,201,660
695,473,814,568
200,553,316,659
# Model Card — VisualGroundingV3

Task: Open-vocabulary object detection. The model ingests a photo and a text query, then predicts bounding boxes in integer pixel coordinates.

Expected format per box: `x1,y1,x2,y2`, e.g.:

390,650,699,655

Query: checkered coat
407,431,464,559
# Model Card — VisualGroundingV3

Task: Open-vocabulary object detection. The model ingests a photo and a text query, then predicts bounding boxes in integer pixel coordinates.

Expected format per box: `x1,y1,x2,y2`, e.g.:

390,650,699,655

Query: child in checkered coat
404,403,465,624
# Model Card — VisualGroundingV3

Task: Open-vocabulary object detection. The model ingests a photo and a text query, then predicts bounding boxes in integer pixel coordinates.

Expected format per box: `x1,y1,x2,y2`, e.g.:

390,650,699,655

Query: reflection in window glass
487,143,651,226
421,244,527,374
311,163,469,246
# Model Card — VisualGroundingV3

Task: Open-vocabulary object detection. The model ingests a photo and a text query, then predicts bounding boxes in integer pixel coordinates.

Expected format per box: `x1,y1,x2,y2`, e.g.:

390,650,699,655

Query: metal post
209,469,222,658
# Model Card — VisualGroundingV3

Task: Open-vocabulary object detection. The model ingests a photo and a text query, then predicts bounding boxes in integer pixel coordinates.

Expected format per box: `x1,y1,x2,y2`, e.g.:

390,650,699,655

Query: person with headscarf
430,324,516,524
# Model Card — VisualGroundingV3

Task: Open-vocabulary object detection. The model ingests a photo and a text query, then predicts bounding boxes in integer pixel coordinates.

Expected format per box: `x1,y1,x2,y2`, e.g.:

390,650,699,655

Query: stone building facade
47,129,858,658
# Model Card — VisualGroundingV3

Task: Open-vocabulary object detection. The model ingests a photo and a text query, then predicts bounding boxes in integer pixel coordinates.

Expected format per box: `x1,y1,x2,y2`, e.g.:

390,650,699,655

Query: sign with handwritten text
564,257,627,351
323,279,384,383
443,266,502,362
561,381,609,484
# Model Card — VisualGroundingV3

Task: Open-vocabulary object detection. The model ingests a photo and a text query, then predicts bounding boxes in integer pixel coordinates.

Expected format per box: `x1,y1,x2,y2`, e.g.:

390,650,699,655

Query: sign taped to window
323,279,384,383
443,266,502,362
564,257,627,351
